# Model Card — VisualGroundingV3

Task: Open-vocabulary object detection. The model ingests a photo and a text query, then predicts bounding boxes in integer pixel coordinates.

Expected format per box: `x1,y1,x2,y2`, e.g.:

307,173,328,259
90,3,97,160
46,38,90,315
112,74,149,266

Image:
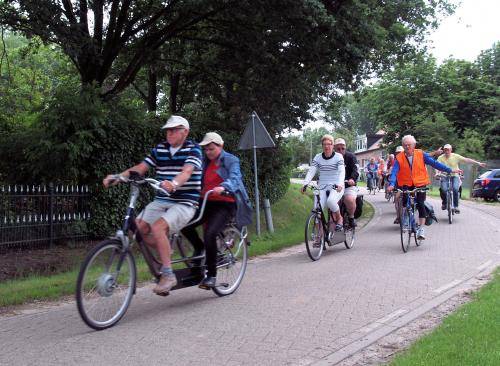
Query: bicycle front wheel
305,212,325,261
212,226,248,297
76,239,136,330
400,209,412,253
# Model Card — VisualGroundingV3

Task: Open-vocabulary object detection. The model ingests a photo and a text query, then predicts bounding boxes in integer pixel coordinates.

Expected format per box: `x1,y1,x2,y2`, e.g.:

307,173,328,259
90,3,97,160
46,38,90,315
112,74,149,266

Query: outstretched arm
462,157,486,167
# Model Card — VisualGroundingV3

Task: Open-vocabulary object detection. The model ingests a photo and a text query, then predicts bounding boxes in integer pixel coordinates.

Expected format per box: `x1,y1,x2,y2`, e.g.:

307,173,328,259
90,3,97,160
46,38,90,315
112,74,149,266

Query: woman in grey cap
182,132,252,289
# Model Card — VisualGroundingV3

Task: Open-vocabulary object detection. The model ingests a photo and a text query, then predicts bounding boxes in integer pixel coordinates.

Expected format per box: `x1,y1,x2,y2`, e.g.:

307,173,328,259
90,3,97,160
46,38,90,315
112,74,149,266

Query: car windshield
479,171,492,179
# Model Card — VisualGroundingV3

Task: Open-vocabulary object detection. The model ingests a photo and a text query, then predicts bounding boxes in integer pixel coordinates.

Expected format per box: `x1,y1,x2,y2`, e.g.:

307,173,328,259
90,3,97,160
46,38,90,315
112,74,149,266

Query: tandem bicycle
304,184,355,261
76,172,248,330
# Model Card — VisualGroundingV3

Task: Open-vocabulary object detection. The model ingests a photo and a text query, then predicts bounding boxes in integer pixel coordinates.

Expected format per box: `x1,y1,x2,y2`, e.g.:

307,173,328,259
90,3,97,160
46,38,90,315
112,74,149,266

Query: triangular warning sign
237,111,276,150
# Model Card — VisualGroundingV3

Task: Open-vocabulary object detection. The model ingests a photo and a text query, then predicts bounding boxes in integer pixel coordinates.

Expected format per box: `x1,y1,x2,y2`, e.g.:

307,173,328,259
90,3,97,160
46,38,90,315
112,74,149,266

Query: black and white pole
252,112,261,236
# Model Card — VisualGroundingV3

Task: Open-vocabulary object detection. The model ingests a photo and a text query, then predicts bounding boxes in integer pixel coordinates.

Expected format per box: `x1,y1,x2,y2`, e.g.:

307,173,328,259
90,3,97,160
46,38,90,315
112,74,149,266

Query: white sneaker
416,227,425,240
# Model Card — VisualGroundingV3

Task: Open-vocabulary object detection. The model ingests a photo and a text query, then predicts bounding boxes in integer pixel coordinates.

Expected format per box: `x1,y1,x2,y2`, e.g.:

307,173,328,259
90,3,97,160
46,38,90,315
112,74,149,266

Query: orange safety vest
395,149,430,187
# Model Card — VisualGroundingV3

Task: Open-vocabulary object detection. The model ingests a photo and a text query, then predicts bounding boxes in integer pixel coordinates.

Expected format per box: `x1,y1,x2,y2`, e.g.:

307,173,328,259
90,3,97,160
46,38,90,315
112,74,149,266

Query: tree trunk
147,67,157,111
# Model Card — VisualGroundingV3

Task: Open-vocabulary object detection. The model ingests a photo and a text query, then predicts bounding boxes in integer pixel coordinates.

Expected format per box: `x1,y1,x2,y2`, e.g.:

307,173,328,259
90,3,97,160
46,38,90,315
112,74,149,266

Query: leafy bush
239,144,293,204
0,83,161,236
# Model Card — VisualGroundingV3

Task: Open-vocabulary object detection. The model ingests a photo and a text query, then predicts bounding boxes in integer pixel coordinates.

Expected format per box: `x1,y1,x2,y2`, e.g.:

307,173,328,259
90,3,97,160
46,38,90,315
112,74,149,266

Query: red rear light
481,178,490,187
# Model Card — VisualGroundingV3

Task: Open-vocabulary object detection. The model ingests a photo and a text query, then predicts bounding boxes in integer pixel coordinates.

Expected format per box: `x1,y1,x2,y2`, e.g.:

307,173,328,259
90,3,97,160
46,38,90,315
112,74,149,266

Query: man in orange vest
387,135,461,240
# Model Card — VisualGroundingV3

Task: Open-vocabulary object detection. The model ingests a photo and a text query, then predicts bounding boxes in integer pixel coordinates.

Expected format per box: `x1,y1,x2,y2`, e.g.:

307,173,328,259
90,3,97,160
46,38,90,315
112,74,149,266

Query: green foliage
391,269,500,366
240,144,293,205
326,43,499,158
482,119,500,160
413,112,458,151
0,82,161,236
454,128,485,160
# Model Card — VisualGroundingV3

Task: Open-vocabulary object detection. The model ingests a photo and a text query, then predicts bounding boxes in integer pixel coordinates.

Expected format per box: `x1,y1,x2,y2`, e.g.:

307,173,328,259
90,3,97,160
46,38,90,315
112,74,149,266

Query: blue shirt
144,139,202,207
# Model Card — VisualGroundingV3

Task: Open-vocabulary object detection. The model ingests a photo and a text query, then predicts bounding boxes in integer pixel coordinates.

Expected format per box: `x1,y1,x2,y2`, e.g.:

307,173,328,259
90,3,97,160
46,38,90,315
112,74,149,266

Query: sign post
238,111,275,236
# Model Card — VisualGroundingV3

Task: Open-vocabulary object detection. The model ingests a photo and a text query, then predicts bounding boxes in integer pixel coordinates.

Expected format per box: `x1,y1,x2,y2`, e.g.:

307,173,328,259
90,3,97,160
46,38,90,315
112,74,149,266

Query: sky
427,0,500,63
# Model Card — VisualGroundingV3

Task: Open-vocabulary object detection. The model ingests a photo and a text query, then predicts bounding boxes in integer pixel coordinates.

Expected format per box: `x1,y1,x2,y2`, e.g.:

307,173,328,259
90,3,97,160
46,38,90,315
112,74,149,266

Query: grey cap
199,132,224,146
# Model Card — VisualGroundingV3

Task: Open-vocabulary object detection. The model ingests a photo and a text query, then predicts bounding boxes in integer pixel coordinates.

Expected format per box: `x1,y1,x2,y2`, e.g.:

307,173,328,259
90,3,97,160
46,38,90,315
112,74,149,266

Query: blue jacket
203,150,253,229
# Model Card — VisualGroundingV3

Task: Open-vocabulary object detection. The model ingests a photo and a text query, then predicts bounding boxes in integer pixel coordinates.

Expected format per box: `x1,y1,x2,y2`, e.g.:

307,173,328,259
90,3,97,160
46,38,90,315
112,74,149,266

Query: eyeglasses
335,147,346,151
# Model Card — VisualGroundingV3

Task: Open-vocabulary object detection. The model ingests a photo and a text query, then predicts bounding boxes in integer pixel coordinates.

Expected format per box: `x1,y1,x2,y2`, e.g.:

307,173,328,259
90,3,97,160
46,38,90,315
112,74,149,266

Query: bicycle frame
441,173,455,224
112,176,236,286
310,184,347,243
396,187,427,252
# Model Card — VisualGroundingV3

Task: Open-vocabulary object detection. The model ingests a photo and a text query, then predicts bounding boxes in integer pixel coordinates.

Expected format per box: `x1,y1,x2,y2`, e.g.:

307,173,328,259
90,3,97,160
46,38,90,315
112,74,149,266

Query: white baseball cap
395,146,404,152
334,138,346,145
443,144,452,149
199,132,224,146
161,115,189,129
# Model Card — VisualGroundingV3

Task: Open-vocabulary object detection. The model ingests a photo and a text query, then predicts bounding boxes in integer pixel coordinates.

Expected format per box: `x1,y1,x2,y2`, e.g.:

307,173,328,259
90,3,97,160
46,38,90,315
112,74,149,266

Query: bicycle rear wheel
305,212,325,261
447,190,453,224
400,209,412,253
76,239,136,330
343,212,355,249
212,226,248,296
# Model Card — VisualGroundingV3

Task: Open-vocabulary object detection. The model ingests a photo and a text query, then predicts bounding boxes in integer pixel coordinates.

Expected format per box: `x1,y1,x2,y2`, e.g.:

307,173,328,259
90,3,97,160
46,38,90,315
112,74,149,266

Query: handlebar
304,183,339,193
108,174,170,196
395,187,429,194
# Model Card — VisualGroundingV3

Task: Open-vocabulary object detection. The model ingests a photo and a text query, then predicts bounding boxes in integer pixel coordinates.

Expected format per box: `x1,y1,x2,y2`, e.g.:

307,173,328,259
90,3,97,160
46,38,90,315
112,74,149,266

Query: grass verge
390,268,500,365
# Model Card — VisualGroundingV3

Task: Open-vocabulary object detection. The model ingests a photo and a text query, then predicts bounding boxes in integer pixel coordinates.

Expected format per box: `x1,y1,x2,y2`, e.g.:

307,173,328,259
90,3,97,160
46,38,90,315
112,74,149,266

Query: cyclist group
102,117,487,295
103,115,252,296
301,133,487,243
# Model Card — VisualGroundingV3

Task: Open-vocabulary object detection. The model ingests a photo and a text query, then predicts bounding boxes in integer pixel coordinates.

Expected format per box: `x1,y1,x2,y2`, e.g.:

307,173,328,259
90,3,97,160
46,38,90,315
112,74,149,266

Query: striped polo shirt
144,139,202,207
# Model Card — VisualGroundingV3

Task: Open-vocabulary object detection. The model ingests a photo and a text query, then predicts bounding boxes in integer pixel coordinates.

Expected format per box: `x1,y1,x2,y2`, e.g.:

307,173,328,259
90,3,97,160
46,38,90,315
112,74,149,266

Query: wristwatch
171,179,179,192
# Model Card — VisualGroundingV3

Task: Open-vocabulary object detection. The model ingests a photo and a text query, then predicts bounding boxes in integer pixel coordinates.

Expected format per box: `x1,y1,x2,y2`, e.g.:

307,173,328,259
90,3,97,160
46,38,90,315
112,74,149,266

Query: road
1,192,499,366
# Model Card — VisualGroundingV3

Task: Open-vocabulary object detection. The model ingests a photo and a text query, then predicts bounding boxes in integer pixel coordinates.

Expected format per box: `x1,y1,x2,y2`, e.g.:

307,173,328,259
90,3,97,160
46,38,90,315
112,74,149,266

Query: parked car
472,169,500,202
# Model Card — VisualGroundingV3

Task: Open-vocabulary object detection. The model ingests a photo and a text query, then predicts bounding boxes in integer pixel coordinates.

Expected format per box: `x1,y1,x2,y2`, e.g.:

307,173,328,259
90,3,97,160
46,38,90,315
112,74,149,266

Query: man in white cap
437,143,486,213
333,138,359,227
103,115,202,295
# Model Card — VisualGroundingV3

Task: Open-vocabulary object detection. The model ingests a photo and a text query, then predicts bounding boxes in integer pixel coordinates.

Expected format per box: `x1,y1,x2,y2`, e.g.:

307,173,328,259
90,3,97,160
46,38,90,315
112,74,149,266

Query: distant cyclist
377,158,386,190
436,144,486,213
302,134,345,231
387,135,461,240
365,158,378,192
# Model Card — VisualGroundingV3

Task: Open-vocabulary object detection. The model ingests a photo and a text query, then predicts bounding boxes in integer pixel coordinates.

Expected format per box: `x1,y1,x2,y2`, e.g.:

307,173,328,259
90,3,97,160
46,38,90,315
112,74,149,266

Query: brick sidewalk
1,191,499,366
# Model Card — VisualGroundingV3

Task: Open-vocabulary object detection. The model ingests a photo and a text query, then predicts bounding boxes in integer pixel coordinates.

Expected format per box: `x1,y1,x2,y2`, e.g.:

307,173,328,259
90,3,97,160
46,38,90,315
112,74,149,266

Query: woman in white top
302,134,345,230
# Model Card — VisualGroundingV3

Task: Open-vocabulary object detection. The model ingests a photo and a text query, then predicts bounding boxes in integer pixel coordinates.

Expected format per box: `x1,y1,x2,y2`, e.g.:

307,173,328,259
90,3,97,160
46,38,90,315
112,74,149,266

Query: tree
454,128,485,160
0,33,78,126
0,0,455,104
0,0,234,99
327,48,498,158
